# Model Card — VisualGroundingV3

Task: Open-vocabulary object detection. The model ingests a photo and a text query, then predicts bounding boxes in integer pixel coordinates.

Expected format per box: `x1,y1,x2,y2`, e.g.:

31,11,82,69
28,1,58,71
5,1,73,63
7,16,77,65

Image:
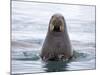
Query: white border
0,0,10,75
0,0,99,75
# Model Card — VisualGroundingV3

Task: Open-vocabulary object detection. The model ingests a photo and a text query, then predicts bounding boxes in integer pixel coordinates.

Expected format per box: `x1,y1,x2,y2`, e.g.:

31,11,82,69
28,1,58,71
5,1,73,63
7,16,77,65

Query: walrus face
49,14,65,32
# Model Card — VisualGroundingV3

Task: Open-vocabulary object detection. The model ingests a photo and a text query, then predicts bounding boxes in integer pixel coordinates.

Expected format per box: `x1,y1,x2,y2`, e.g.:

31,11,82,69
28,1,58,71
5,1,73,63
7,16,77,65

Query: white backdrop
0,0,99,75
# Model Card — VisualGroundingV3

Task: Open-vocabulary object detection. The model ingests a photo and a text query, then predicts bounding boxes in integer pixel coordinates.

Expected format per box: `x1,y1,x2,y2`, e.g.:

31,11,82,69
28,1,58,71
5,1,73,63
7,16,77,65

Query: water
11,1,96,74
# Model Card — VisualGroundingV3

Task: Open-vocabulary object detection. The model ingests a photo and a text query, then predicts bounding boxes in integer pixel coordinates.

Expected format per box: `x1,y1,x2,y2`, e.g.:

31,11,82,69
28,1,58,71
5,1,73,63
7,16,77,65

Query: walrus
41,13,73,61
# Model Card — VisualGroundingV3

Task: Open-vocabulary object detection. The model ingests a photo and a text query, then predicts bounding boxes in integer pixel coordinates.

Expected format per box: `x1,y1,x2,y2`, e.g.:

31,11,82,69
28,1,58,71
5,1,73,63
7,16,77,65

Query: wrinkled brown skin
41,14,73,61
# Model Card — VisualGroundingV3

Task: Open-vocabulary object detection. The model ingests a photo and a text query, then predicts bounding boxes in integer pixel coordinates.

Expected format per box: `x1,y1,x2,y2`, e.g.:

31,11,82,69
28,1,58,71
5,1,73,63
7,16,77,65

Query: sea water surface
12,1,96,74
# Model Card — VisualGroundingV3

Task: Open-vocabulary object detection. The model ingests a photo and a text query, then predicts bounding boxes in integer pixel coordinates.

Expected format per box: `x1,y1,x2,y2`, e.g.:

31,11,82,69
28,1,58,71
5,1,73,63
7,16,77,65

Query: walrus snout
50,14,64,32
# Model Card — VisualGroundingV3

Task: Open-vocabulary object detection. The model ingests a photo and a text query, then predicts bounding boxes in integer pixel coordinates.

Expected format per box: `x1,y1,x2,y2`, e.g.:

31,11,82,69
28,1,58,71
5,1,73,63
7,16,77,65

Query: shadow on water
43,60,69,72
42,51,89,72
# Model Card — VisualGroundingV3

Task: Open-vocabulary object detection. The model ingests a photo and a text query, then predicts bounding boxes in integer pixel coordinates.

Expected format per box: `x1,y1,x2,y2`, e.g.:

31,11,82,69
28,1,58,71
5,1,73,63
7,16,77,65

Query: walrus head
49,14,66,32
